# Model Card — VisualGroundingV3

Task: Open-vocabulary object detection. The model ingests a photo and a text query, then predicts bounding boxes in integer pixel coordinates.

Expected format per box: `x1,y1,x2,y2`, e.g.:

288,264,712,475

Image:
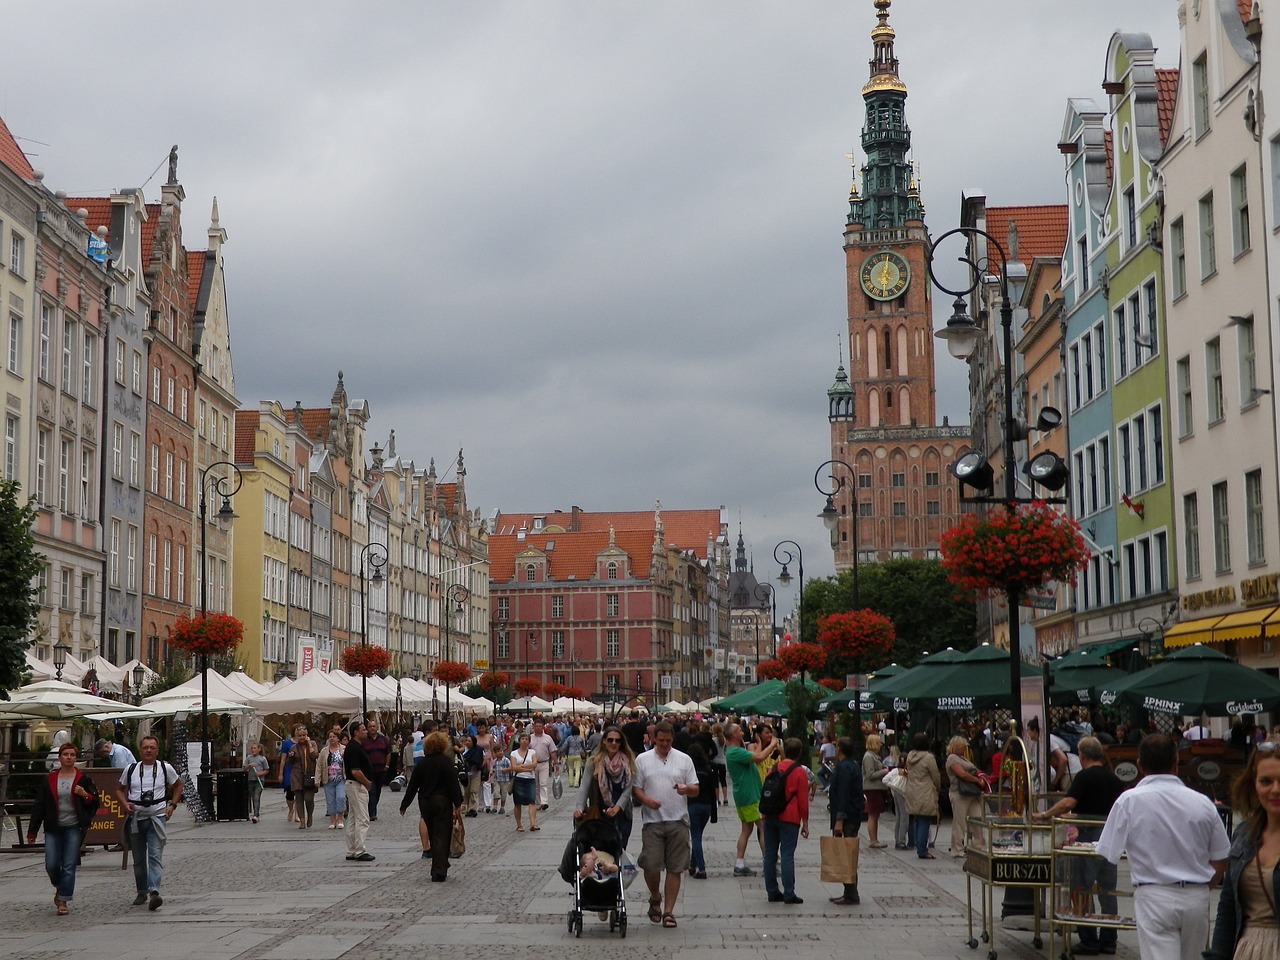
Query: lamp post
816,459,861,609
132,662,147,705
443,583,469,718
358,542,389,719
198,460,242,788
754,583,776,661
926,226,1069,736
773,541,804,645
52,639,69,682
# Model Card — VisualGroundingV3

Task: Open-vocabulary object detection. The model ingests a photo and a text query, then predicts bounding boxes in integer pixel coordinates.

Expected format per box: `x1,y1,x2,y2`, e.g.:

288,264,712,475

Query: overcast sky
1,1,1179,617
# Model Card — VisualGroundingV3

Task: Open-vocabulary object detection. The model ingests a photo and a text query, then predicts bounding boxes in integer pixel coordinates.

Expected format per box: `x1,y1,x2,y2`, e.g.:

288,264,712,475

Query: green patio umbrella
867,647,968,709
1048,647,1110,672
709,678,784,714
1048,655,1127,706
874,643,1039,712
744,674,826,718
869,663,906,687
1097,643,1280,717
814,662,904,712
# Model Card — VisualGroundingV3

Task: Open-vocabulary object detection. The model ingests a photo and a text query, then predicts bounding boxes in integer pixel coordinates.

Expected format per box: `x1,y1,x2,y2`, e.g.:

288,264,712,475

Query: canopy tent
870,644,1038,712
696,697,718,712
222,670,271,700
138,690,255,718
505,695,554,712
0,678,150,720
656,700,687,714
250,668,363,714
866,648,968,707
683,700,701,712
168,669,255,705
552,696,602,714
815,688,877,714
78,655,131,693
1097,643,1280,717
23,651,55,681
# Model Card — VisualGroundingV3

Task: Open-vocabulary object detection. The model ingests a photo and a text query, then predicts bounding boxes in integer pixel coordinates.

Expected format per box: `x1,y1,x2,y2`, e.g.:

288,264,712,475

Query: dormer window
607,561,618,580
533,516,545,531
524,563,536,582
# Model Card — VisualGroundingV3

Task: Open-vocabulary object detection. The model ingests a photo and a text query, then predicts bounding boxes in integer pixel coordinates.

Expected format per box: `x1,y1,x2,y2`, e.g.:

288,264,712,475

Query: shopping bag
552,770,564,799
451,818,466,857
819,835,860,884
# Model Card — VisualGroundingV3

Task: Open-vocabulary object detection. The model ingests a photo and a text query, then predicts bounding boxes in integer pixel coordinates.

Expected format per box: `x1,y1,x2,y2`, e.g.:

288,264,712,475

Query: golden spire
862,0,907,96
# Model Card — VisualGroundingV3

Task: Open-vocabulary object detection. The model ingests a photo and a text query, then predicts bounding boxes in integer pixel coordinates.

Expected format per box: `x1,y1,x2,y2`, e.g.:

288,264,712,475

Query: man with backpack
116,736,182,910
759,737,810,904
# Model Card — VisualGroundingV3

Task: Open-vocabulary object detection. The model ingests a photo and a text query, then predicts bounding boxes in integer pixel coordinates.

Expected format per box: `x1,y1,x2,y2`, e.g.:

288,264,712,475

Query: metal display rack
1048,817,1134,960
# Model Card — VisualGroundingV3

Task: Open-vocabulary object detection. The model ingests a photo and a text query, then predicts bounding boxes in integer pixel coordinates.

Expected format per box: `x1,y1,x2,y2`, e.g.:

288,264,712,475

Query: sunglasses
604,737,622,744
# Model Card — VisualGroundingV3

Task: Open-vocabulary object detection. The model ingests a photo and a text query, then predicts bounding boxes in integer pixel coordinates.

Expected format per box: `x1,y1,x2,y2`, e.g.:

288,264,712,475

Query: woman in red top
762,737,810,904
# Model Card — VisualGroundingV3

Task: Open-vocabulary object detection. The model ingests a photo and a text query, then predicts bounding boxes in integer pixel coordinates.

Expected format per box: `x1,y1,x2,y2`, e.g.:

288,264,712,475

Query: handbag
451,817,466,857
819,835,860,884
302,774,316,790
957,776,983,797
552,770,563,800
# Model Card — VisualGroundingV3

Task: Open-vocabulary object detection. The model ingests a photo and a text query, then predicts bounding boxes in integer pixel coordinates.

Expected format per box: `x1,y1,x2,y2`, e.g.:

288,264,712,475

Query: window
176,546,185,603
129,432,140,486
7,313,20,374
164,451,173,500
198,400,206,437
58,438,71,512
60,568,71,609
1142,279,1159,357
151,367,160,404
1199,193,1217,278
606,630,620,658
607,561,618,580
1122,531,1169,600
551,630,565,658
1077,236,1090,292
1231,165,1251,256
1115,302,1128,378
892,502,907,516
891,472,905,487
178,460,186,507
1184,494,1201,580
1213,481,1231,573
162,540,171,599
606,594,619,617
166,377,174,412
131,351,142,394
496,632,510,659
82,331,95,402
925,471,939,486
1239,316,1257,404
1207,337,1225,423
1192,53,1210,137
1118,423,1132,497
925,500,940,515
496,597,509,621
1170,217,1187,299
523,563,535,582
149,444,158,492
180,387,187,422
9,233,24,275
858,473,871,488
61,320,75,395
606,674,620,695
127,525,138,591
1123,186,1137,250
37,565,48,607
80,573,92,614
114,339,125,384
147,533,157,594
36,429,48,504
3,415,16,482
111,424,123,478
1177,356,1193,436
38,304,51,381
1247,470,1265,565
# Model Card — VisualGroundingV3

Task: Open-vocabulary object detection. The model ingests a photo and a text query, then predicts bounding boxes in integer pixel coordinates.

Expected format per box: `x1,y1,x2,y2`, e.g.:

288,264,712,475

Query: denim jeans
44,825,83,901
909,814,932,857
763,818,800,897
129,814,167,893
248,780,264,818
688,802,713,872
323,778,346,817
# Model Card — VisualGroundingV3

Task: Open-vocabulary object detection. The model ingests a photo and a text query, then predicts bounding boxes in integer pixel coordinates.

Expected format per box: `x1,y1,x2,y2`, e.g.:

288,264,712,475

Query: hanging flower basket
170,613,244,659
341,645,392,677
755,659,792,682
818,677,844,691
779,642,827,675
432,660,471,687
478,670,510,693
817,610,895,664
513,676,543,698
543,681,566,701
563,686,587,701
940,501,1089,597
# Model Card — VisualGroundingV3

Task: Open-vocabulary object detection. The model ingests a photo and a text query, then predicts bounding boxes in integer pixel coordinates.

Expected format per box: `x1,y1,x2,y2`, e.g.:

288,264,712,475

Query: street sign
660,674,671,689
846,673,870,692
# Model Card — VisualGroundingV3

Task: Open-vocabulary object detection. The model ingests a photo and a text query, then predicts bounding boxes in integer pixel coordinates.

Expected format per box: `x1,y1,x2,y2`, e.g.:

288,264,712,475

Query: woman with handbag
945,735,984,858
288,726,319,829
400,731,464,882
573,724,635,850
316,731,347,830
26,741,100,915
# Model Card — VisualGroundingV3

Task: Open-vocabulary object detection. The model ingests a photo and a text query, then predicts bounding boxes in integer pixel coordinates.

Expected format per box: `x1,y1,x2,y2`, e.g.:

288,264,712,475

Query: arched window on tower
883,329,892,371
900,386,911,424
885,388,893,410
866,329,878,376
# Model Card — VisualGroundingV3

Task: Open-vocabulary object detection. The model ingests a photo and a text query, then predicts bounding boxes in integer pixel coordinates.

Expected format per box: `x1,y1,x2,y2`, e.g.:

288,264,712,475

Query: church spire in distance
849,0,923,230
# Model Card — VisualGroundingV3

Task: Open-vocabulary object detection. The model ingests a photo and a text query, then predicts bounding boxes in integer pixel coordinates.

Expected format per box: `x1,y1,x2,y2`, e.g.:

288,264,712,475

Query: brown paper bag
820,835,859,884
451,818,466,857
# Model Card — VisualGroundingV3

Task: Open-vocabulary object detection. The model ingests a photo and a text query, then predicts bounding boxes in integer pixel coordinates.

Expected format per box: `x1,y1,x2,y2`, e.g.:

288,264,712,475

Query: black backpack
758,762,804,817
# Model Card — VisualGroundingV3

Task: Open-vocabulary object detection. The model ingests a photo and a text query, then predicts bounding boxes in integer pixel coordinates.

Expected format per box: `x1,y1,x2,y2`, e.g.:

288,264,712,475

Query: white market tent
23,651,54,681
551,696,602,714
250,669,363,714
506,695,554,712
168,669,255,705
657,700,687,714
139,690,255,718
222,670,271,700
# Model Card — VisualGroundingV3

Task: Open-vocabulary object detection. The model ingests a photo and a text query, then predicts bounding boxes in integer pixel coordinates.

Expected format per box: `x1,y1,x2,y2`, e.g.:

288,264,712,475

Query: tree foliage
800,558,977,666
0,481,43,695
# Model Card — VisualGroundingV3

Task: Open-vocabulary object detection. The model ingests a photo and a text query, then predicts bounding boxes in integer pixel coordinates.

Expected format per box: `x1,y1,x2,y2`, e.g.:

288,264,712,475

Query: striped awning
1162,614,1225,649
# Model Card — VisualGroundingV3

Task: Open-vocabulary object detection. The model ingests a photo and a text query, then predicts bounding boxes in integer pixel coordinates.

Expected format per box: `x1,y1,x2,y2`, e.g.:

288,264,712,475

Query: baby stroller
559,817,628,938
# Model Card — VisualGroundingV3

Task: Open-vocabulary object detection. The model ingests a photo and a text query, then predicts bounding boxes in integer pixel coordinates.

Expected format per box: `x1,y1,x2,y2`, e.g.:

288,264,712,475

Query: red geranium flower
940,501,1088,598
170,613,244,658
543,681,566,701
432,660,471,687
817,610,896,662
755,659,792,681
779,642,827,675
478,671,510,693
513,676,542,698
341,645,392,677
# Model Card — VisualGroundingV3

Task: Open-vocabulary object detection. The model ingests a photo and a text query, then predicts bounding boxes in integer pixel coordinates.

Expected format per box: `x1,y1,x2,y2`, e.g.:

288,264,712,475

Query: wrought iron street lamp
132,662,147,705
773,541,804,644
53,639,69,682
816,459,861,609
443,583,470,717
358,542,388,719
198,461,242,782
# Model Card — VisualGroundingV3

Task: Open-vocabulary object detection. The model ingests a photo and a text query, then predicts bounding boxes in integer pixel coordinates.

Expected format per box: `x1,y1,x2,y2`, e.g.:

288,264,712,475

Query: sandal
648,897,662,923
56,899,68,916
516,826,524,832
530,825,541,831
662,913,678,928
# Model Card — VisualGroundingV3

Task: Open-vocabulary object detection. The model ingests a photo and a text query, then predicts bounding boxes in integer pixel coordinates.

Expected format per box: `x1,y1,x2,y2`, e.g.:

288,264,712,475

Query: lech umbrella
1097,643,1280,717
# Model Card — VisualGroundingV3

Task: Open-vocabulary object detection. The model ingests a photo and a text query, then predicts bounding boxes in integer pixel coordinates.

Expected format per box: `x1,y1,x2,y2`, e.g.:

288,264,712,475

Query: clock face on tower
860,250,911,301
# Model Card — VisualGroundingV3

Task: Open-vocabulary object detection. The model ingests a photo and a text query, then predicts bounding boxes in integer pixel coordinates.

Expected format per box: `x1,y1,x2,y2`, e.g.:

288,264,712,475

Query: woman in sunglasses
1207,740,1280,960
573,725,636,849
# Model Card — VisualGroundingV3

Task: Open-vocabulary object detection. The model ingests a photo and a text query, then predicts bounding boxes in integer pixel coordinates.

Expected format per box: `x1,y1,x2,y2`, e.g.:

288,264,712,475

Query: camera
140,790,155,804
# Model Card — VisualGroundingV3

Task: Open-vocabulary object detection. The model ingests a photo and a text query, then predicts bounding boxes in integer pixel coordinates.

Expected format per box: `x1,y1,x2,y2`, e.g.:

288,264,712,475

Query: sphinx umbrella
1096,643,1280,717
815,662,907,713
867,647,969,711
879,643,1040,712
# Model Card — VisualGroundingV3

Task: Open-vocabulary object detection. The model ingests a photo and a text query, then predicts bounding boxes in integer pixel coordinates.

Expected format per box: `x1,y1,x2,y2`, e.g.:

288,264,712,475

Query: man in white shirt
116,736,182,911
1096,733,1230,960
528,721,558,810
633,720,698,928
1183,722,1211,741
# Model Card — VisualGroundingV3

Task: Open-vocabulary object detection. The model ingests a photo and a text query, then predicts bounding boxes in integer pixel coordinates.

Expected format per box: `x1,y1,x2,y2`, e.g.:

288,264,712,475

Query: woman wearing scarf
573,725,636,849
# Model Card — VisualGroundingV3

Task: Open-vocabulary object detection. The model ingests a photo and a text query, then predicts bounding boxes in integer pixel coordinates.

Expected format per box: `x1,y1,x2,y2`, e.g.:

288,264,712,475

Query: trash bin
216,769,248,822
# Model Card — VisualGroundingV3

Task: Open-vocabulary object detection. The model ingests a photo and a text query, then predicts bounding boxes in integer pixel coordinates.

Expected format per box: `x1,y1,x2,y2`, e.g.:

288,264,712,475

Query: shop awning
1078,636,1138,658
1162,614,1225,649
1212,607,1279,643
1263,608,1280,639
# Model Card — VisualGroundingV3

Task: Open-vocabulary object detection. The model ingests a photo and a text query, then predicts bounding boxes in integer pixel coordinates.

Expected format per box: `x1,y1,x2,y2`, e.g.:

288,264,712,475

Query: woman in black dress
400,731,464,881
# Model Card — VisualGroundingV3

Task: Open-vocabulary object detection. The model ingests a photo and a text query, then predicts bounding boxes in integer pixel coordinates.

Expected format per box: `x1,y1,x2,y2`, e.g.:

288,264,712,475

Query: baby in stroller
561,818,628,937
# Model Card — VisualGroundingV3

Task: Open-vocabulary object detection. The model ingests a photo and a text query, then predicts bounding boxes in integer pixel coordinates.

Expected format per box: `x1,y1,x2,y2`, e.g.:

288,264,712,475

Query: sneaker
465,810,478,818
540,804,549,811
733,865,757,877
421,851,430,859
336,823,345,829
148,891,163,911
353,853,376,862
132,892,148,906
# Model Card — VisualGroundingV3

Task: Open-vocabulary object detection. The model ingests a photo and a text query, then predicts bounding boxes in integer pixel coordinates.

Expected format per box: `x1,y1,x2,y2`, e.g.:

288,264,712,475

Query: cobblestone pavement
0,789,1143,960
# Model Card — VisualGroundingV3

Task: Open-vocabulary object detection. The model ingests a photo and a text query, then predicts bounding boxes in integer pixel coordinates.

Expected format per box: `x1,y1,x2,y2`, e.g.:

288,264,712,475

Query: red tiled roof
64,197,113,234
0,115,35,180
984,205,1069,271
1156,68,1179,147
187,250,206,314
234,410,259,465
493,508,722,557
436,482,458,516
297,409,330,442
489,528,661,583
141,203,161,264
